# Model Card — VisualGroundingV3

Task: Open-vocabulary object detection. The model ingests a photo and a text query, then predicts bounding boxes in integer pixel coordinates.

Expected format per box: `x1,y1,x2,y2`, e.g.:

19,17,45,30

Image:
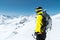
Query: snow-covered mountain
0,15,35,40
0,15,13,25
0,14,60,40
52,14,60,19
47,14,60,40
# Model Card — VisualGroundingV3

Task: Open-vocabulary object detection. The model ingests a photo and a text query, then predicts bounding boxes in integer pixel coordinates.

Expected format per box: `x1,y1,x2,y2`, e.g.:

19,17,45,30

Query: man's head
35,7,43,15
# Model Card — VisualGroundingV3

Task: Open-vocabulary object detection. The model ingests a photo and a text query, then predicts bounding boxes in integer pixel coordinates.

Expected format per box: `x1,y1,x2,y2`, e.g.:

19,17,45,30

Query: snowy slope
46,14,60,40
0,14,60,40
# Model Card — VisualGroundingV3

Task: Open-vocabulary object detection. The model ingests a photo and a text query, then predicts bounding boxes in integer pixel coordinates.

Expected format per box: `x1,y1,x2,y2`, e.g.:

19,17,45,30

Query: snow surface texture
0,14,60,40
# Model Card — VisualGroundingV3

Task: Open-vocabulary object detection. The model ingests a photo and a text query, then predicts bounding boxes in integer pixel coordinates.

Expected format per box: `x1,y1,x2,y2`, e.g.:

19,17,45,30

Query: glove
35,32,42,35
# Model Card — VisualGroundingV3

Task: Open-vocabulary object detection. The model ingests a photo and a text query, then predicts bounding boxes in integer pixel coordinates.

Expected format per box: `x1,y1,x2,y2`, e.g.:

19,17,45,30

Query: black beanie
36,7,42,9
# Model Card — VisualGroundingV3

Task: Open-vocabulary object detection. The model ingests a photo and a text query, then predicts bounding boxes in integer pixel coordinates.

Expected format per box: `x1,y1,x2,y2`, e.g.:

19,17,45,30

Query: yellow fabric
35,11,43,33
37,11,43,15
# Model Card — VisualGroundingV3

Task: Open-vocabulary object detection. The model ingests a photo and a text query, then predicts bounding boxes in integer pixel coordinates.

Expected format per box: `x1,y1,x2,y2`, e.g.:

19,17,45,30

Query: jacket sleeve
35,15,43,33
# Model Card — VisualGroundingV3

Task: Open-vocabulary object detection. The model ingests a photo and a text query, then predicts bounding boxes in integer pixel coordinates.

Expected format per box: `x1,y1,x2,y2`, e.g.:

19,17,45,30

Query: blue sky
0,0,60,16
